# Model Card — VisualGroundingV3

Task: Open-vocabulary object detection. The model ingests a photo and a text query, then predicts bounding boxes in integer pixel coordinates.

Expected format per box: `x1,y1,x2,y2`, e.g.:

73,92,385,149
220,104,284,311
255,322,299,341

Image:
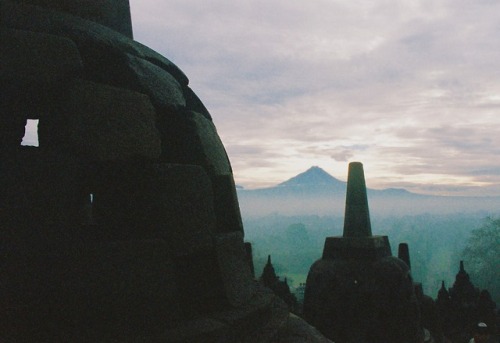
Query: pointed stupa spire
343,162,372,237
398,243,411,270
437,280,450,302
260,255,278,287
459,260,465,272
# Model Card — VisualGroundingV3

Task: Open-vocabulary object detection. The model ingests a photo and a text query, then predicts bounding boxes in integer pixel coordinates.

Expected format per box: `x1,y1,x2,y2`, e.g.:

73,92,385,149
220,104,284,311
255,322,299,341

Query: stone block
173,250,226,315
132,40,189,87
77,42,140,91
0,147,83,209
0,96,26,148
215,231,256,307
184,86,212,119
125,54,186,111
157,109,243,233
58,80,161,161
0,148,85,246
143,164,217,254
158,110,231,175
0,28,82,86
92,163,216,255
212,174,244,233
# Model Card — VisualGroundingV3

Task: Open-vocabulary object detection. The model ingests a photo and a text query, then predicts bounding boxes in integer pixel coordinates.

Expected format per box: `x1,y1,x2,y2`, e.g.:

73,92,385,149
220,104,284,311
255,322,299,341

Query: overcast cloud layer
126,0,500,196
22,1,498,195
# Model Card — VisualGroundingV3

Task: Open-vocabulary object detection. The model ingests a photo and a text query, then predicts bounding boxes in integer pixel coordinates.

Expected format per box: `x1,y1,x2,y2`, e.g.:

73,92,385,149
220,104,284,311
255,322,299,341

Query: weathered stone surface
212,174,244,233
0,28,82,123
322,235,392,260
132,40,189,87
158,109,243,233
173,250,226,315
77,41,139,91
1,0,188,86
0,3,323,341
0,97,26,148
215,231,256,307
0,239,179,341
304,162,420,343
343,161,372,237
60,80,161,160
158,110,231,174
211,286,289,342
10,0,134,38
126,54,186,111
91,163,216,252
0,148,85,249
273,313,334,343
0,28,82,86
304,257,419,342
0,147,83,209
184,86,212,119
163,318,230,342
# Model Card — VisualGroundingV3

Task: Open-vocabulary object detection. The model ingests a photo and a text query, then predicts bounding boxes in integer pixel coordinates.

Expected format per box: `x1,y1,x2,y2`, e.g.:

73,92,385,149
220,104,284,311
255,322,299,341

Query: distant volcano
236,166,500,217
277,166,346,191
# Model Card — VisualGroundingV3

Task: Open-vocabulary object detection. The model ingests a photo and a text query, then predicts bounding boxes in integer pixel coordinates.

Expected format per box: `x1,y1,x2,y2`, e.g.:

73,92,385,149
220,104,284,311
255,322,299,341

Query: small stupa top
11,0,133,38
343,162,372,238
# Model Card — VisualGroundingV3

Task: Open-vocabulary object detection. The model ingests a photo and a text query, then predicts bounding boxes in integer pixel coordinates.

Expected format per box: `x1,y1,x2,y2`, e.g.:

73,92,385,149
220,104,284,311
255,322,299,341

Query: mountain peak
278,166,345,188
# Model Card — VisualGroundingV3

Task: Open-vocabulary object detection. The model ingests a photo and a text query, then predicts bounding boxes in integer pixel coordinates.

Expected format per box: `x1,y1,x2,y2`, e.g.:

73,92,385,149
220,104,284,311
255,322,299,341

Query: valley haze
237,166,500,217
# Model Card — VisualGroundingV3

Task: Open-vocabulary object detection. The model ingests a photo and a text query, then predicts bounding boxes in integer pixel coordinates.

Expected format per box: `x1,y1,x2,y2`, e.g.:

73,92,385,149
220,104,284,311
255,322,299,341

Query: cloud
126,0,500,196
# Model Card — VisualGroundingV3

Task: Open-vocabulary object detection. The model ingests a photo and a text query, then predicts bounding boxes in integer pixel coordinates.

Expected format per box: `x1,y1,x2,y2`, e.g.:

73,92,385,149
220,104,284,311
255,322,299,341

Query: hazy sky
128,0,500,196
24,0,500,196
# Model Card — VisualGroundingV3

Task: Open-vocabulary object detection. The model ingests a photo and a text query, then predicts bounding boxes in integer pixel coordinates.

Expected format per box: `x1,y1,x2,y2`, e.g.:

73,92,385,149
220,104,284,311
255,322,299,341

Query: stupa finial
343,162,372,237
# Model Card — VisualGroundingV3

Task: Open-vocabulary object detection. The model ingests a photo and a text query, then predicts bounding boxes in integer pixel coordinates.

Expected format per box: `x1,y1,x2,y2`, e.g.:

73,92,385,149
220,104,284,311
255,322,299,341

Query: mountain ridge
238,166,417,196
235,166,500,217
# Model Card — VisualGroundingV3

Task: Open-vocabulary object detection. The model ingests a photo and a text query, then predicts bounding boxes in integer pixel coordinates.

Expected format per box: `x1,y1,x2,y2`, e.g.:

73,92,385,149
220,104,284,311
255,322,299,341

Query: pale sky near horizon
23,0,500,196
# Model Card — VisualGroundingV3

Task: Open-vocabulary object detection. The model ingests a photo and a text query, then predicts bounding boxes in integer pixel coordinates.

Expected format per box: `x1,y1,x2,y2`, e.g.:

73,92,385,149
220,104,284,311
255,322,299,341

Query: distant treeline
244,212,499,302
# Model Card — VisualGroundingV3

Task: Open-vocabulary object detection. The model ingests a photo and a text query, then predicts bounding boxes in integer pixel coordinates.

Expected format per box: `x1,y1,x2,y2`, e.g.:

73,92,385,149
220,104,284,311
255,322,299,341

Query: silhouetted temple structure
303,162,421,343
437,261,497,342
260,255,299,313
0,1,331,341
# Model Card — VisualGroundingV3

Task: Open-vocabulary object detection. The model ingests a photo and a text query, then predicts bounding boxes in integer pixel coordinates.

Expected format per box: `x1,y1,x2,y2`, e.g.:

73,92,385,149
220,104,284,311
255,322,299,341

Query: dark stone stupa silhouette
0,1,331,341
303,162,421,343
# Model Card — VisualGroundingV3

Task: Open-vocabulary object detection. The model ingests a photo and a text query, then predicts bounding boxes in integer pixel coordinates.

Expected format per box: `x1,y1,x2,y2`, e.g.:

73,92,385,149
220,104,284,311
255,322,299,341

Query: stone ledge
61,79,161,160
322,235,392,260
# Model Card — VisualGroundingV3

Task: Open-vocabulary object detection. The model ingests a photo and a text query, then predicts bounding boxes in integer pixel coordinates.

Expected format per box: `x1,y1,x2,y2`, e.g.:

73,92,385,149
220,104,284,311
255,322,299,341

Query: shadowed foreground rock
0,1,330,341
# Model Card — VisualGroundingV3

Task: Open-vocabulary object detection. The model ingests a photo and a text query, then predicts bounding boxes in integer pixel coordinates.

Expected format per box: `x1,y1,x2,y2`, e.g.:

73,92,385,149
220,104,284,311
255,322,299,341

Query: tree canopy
462,217,500,303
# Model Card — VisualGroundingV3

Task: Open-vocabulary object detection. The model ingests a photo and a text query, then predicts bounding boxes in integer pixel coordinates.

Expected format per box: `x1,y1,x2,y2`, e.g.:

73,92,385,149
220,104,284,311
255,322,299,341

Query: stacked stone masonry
0,0,329,342
0,1,332,341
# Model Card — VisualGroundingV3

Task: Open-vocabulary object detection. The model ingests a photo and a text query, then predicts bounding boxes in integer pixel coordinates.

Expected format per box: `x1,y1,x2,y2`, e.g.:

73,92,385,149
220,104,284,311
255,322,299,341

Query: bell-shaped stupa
303,162,421,343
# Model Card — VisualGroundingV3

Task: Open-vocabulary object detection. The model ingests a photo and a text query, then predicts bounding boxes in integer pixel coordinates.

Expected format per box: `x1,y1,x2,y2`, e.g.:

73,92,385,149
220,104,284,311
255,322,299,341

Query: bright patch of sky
18,0,498,196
